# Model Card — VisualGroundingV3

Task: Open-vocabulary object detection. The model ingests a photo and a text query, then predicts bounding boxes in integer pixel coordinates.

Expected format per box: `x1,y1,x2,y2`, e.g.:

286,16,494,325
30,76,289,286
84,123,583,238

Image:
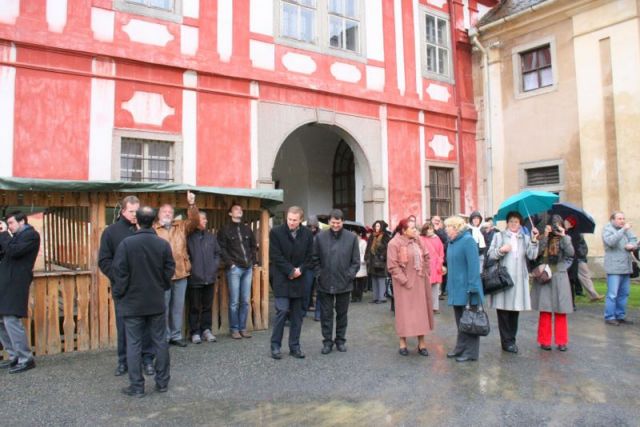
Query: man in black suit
269,206,314,360
112,207,175,397
0,212,40,374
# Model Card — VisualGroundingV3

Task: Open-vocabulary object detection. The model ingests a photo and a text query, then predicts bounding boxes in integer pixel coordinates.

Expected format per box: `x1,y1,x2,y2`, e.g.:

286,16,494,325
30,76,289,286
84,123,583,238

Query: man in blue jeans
218,203,257,339
602,211,637,326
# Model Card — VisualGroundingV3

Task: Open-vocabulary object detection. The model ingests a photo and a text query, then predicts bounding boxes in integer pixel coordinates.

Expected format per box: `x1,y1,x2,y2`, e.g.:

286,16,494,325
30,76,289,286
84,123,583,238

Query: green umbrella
494,190,559,222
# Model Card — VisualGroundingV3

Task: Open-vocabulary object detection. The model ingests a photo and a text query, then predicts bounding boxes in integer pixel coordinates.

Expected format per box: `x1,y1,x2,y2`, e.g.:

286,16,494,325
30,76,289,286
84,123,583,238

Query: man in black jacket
0,211,40,374
112,206,175,397
98,196,154,377
312,209,359,354
269,206,314,360
187,211,221,344
218,203,257,339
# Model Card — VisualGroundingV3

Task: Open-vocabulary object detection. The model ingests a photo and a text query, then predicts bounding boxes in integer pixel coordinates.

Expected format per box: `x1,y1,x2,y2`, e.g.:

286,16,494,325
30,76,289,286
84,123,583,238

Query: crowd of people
0,197,637,397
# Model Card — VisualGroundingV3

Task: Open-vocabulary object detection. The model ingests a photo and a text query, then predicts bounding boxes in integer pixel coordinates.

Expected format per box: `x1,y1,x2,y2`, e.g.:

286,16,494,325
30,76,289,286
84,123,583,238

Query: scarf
402,236,422,272
370,232,384,254
545,234,561,265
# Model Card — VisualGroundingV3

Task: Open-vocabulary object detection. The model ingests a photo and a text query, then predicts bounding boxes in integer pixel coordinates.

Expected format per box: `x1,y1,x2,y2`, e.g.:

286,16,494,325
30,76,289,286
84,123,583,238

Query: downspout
469,30,493,216
447,0,463,214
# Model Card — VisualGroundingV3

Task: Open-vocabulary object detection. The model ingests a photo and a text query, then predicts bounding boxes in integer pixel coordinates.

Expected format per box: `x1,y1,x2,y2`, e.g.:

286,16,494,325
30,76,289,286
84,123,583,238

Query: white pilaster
250,0,273,36
394,0,406,95
380,105,389,220
46,0,67,33
182,71,198,185
217,0,233,62
419,111,427,219
365,0,384,61
413,0,423,100
88,58,116,180
0,43,16,177
250,81,259,188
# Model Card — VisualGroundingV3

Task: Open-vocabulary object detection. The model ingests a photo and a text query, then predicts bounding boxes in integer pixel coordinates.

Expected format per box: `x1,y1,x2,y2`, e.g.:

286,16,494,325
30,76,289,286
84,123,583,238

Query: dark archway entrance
332,140,355,220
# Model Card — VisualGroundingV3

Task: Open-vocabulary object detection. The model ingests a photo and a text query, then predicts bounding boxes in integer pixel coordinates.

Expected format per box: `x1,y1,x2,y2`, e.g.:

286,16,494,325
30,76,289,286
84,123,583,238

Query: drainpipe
447,0,463,214
469,30,493,216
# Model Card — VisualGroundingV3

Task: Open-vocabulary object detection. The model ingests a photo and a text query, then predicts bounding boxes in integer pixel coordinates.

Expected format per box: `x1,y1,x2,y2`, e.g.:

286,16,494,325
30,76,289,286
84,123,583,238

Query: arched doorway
272,123,359,223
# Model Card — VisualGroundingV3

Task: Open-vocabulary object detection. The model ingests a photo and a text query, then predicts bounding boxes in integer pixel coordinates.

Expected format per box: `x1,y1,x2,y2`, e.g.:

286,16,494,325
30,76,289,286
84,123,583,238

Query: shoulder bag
459,294,490,336
481,233,515,295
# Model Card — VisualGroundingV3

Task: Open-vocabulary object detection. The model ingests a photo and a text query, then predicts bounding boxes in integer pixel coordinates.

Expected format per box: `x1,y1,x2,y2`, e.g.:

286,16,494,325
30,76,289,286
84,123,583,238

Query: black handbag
631,252,639,279
481,256,515,295
459,296,490,336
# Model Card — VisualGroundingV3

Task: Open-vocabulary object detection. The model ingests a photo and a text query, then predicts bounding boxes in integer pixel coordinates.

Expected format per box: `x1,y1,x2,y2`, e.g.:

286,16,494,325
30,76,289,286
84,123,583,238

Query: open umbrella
494,190,559,222
549,202,596,234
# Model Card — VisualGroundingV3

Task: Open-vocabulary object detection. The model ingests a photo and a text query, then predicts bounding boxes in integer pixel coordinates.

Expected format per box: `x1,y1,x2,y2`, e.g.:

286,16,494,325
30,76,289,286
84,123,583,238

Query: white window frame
512,36,559,100
419,7,453,84
275,0,366,62
112,129,183,183
114,0,183,23
519,159,565,199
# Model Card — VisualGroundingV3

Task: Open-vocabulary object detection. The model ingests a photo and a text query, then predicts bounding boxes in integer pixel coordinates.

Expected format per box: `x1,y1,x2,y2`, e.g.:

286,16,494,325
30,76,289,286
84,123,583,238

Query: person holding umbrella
564,215,603,302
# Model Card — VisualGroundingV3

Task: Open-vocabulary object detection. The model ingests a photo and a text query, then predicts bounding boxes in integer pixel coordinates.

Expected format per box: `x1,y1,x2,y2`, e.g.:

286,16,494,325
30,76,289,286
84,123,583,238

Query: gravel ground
1,296,639,426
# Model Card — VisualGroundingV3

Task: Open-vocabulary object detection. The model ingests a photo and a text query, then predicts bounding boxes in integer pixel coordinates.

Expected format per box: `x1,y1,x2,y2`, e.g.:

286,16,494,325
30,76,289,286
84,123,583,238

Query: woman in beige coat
387,218,434,356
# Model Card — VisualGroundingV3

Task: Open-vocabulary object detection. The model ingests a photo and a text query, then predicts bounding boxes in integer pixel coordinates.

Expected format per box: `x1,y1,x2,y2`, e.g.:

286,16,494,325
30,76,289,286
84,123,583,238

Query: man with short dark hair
269,206,314,359
312,209,359,354
0,211,41,374
113,207,175,397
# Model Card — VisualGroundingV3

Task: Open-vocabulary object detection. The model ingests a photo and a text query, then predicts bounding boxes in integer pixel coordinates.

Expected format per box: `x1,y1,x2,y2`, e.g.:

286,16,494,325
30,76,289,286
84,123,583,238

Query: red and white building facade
0,0,495,225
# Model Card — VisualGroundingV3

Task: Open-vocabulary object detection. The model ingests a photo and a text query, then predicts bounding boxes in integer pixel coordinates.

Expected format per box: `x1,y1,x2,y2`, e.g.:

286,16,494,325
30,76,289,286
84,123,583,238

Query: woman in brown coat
387,218,434,356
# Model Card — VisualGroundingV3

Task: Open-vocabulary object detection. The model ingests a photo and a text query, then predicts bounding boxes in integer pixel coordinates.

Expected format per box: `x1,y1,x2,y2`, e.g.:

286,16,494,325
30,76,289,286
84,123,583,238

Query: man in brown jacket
154,191,199,346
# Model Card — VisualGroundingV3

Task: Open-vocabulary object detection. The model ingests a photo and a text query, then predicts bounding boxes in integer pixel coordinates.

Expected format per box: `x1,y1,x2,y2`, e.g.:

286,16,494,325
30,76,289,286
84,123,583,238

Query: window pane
521,51,536,72
345,20,358,51
523,71,539,91
427,44,437,72
426,15,436,43
282,3,298,39
436,18,447,46
539,67,553,87
538,47,551,67
300,7,315,42
147,0,172,9
298,0,316,7
328,0,341,14
344,0,356,18
329,16,342,48
149,141,170,158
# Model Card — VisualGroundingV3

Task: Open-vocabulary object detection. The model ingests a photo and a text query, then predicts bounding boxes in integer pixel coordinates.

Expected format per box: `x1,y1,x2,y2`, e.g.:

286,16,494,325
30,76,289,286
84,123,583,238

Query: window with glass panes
281,0,317,43
328,0,359,52
121,138,174,182
424,13,450,78
429,167,454,217
520,45,552,92
126,0,173,10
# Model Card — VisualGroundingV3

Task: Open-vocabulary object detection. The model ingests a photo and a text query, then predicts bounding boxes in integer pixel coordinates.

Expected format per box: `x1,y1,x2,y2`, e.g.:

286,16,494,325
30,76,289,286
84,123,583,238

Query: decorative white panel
91,7,115,42
217,0,233,62
427,0,446,8
330,62,362,83
121,91,175,126
181,25,199,56
365,0,384,61
366,66,385,92
0,43,17,177
183,0,199,19
89,58,116,180
426,83,451,102
394,0,405,95
250,0,273,36
46,0,67,33
122,19,174,47
0,0,20,25
250,40,275,70
182,71,198,185
282,52,317,75
429,134,454,158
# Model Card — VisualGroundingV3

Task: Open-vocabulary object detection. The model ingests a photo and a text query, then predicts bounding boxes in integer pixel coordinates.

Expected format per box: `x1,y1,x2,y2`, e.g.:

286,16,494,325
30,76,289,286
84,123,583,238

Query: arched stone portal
256,102,387,224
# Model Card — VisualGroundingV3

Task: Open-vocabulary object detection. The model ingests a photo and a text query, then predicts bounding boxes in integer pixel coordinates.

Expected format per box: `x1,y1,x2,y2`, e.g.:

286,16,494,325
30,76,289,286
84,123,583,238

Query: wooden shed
0,177,282,357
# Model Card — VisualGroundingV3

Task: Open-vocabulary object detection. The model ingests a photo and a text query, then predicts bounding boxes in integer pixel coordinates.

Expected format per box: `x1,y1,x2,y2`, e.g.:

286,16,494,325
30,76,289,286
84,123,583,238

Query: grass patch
575,280,640,309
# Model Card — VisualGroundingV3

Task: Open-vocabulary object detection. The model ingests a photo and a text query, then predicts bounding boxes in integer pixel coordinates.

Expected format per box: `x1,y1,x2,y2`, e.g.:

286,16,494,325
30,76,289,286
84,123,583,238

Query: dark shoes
143,363,155,376
335,343,347,352
446,351,461,358
540,345,552,351
417,347,429,357
155,384,168,393
289,350,306,359
321,343,333,355
557,345,568,352
377,299,387,304
121,386,145,398
503,344,518,354
231,331,242,339
618,319,634,325
240,330,252,338
369,300,378,304
169,339,188,347
398,347,409,356
114,364,128,376
9,359,36,374
605,319,620,326
0,358,18,369
455,356,476,363
271,346,282,360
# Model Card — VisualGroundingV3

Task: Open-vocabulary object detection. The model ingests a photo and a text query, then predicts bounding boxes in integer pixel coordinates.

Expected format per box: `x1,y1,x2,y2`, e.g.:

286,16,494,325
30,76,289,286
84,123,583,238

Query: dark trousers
318,291,350,346
441,271,448,294
352,277,366,301
301,270,315,317
124,314,170,392
116,313,154,366
271,296,304,352
496,309,520,348
188,284,214,335
453,305,480,359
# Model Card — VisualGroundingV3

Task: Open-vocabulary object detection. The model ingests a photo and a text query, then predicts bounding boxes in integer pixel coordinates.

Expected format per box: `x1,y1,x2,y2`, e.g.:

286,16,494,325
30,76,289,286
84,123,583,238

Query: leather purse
481,256,514,295
531,264,552,284
459,295,490,336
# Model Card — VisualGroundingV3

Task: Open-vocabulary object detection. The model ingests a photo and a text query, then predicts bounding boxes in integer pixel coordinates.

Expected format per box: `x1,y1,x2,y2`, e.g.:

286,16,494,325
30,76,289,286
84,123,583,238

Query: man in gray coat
602,211,637,325
312,209,359,354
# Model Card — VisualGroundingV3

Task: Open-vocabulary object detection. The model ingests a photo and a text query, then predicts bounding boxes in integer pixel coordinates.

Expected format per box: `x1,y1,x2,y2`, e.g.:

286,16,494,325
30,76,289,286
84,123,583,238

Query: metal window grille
525,165,560,187
429,167,454,217
120,138,174,182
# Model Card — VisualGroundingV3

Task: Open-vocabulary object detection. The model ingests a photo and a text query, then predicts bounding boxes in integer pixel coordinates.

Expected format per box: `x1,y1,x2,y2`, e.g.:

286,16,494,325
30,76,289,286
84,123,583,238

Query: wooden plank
62,276,76,352
89,193,106,349
33,277,47,355
260,209,270,329
212,275,221,335
251,266,262,330
219,273,229,334
46,276,61,355
261,270,269,330
76,274,90,351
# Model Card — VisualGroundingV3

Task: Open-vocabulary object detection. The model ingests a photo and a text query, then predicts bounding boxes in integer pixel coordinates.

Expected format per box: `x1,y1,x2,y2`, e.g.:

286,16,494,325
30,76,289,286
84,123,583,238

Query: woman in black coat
365,220,390,304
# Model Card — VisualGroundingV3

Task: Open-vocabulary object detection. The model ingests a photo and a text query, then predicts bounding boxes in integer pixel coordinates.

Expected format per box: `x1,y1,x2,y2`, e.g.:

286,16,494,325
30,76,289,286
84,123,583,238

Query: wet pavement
1,297,639,426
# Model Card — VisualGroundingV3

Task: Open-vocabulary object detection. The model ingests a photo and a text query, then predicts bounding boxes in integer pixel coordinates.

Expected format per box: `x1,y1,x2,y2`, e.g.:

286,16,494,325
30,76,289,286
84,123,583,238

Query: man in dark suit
269,206,314,360
0,211,41,374
112,207,175,397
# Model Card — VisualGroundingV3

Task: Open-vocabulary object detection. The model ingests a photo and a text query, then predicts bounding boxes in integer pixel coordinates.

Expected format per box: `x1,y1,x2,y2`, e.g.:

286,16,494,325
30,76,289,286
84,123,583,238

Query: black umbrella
549,202,596,234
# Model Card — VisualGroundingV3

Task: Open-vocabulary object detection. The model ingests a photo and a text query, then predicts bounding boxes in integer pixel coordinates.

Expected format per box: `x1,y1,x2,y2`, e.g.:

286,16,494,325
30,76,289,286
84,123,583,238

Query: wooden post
251,266,262,330
76,274,90,351
88,193,106,349
62,276,76,352
260,209,270,329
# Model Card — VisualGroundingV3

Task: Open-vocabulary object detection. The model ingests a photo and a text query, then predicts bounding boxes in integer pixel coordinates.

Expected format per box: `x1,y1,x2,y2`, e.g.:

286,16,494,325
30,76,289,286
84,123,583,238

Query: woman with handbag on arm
387,217,434,356
531,214,574,351
365,220,391,304
444,216,485,363
487,211,539,354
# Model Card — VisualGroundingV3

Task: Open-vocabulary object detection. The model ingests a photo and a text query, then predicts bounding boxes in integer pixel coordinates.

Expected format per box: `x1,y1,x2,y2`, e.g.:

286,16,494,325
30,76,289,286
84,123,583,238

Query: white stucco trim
217,0,233,62
182,71,197,185
365,0,384,61
91,7,115,42
250,0,273,36
380,104,389,220
122,19,174,47
89,58,116,180
183,0,199,19
46,0,67,33
0,0,20,25
394,0,406,95
180,25,199,56
413,0,423,100
419,111,427,219
250,40,275,70
0,42,16,177
250,81,260,188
